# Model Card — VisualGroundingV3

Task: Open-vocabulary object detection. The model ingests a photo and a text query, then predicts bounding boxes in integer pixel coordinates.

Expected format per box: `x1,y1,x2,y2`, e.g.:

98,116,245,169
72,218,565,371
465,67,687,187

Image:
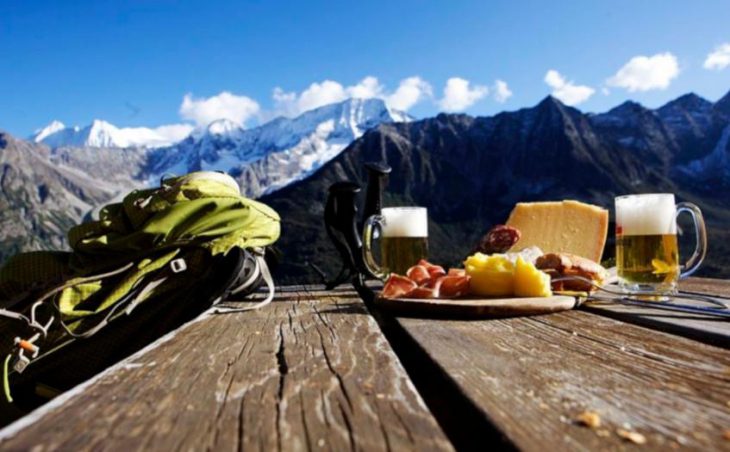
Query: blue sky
1,0,729,137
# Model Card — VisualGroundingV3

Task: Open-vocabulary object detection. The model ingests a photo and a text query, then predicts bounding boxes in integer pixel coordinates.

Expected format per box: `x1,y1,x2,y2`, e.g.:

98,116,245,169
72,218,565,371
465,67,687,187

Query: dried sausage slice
473,225,521,254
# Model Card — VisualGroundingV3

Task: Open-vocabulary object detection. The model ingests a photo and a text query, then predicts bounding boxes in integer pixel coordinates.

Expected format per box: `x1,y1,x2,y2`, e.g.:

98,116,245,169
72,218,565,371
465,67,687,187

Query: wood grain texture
583,278,730,347
681,277,730,298
391,308,730,451
0,287,452,452
375,295,578,318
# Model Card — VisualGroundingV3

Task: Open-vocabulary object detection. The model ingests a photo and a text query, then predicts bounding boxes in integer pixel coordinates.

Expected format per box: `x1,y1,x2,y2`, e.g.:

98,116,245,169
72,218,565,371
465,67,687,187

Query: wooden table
379,278,730,451
1,279,729,451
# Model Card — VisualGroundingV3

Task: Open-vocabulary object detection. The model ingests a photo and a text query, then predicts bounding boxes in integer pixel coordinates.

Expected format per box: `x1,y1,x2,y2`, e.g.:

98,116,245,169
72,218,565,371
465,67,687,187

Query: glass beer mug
615,194,707,295
362,207,428,279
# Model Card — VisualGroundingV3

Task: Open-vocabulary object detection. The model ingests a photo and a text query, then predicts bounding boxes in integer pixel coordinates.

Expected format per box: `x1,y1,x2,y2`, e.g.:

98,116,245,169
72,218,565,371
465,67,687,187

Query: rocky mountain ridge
145,98,410,197
32,119,188,149
261,90,730,283
1,91,729,281
0,98,409,261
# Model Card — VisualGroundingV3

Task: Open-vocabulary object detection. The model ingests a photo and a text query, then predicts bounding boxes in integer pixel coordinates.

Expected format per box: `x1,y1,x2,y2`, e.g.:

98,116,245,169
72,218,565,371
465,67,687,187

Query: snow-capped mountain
261,90,730,284
2,96,410,261
3,90,730,280
32,120,67,143
146,97,411,197
32,119,191,149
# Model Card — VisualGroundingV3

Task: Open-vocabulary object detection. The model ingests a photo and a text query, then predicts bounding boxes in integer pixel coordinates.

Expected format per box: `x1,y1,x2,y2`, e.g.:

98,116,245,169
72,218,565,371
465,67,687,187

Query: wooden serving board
374,295,580,318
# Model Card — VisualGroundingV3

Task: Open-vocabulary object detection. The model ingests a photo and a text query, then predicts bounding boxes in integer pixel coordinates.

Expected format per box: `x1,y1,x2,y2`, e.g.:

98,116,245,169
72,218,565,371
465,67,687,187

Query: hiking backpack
0,171,280,418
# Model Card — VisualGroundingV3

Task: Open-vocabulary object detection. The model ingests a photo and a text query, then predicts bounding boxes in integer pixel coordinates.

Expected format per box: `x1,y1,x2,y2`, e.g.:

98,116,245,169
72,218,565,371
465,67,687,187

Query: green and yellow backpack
0,171,280,416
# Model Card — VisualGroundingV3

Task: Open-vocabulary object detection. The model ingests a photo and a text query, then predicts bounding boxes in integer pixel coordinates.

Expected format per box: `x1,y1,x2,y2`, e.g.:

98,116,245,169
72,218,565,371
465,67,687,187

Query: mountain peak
148,96,412,198
205,118,243,136
659,92,712,113
343,96,384,108
310,97,385,115
590,99,663,133
32,119,188,149
607,100,655,119
534,95,577,120
342,97,391,113
310,97,412,124
32,120,66,142
616,99,645,110
677,92,707,103
89,119,116,129
82,119,123,147
537,95,564,109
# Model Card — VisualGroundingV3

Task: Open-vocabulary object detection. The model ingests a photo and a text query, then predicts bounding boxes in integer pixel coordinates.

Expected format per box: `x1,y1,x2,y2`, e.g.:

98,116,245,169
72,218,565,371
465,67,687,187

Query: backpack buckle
13,355,30,374
13,337,40,374
170,258,187,273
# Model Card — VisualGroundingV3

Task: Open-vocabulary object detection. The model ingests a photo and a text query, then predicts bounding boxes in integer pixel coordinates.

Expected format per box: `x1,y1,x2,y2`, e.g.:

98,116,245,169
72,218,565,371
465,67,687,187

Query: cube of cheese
506,200,608,263
514,257,552,297
464,253,515,296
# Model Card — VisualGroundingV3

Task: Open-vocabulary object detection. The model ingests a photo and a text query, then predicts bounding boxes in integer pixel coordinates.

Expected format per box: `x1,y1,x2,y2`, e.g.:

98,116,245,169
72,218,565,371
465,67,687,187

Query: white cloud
271,87,299,117
152,124,195,142
492,79,512,103
272,76,432,117
606,52,679,92
704,43,730,70
438,77,489,112
179,91,260,127
386,77,433,111
272,80,347,117
544,70,595,105
347,76,385,99
295,80,348,113
120,123,194,147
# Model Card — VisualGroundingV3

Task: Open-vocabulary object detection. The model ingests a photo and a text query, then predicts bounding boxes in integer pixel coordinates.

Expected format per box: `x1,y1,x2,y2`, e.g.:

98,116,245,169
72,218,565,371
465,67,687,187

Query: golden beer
615,193,707,294
381,236,429,275
363,207,429,279
616,233,679,285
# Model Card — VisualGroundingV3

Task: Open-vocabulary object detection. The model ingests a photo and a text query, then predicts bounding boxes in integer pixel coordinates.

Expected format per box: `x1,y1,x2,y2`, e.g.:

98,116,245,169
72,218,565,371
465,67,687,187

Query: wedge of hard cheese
506,200,609,263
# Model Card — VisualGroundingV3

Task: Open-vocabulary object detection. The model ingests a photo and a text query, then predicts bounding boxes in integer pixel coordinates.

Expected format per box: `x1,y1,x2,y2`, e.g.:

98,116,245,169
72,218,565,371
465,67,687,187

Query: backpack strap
2,262,135,377
212,249,275,314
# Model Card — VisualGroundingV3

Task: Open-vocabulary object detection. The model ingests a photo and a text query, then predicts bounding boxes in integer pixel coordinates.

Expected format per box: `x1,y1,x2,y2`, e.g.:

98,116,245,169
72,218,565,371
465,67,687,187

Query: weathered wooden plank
582,278,730,347
0,288,452,451
387,308,730,451
681,277,730,298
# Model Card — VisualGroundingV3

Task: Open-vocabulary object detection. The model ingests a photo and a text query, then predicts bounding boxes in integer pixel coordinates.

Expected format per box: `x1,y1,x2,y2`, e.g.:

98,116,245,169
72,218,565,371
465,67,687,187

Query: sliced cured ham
403,286,437,299
381,260,470,300
406,265,431,285
447,268,466,277
381,274,418,299
438,275,471,298
417,259,446,278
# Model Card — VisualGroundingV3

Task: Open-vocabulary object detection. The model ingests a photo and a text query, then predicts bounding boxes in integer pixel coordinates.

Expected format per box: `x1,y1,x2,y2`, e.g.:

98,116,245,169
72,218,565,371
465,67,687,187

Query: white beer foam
381,207,428,237
616,194,677,235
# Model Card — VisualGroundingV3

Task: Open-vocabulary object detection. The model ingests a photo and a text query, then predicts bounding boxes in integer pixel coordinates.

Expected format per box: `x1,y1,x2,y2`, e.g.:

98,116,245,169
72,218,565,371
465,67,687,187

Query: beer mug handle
362,214,388,280
676,202,707,278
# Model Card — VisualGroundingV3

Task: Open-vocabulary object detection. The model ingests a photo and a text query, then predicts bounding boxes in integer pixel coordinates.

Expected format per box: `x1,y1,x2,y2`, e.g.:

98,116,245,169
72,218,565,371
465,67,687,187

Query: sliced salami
474,225,521,254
